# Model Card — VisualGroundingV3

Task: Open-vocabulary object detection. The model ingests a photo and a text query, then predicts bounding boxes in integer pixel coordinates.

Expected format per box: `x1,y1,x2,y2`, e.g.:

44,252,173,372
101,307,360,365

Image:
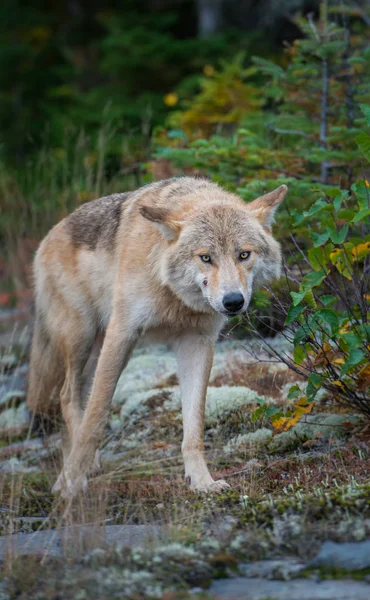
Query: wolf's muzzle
222,292,244,314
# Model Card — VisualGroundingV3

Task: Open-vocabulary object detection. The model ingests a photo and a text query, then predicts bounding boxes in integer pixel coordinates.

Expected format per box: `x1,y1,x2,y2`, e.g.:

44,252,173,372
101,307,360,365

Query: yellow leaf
272,416,289,428
27,26,51,42
272,401,313,433
164,93,178,107
365,180,370,188
203,64,215,76
339,320,350,334
333,357,345,364
296,396,309,406
351,242,370,261
358,364,370,391
332,381,344,387
330,248,342,263
359,364,370,376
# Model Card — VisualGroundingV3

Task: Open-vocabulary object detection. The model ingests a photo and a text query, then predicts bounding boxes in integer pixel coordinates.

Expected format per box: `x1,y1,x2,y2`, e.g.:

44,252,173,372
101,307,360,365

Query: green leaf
308,246,327,271
341,348,366,375
304,198,332,218
290,291,307,306
285,303,304,325
311,231,329,247
287,385,302,400
301,269,327,290
333,196,342,211
355,133,370,162
346,348,365,366
293,345,306,365
327,224,349,244
314,308,339,334
320,295,337,307
251,405,266,422
324,187,342,198
265,405,281,418
294,324,311,345
307,373,323,400
360,104,370,127
303,290,317,309
337,209,355,220
352,208,370,223
341,332,362,349
352,181,370,209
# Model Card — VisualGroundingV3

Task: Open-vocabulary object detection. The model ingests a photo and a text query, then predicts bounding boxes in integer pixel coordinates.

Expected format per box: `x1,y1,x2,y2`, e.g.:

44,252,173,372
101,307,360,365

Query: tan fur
26,177,287,498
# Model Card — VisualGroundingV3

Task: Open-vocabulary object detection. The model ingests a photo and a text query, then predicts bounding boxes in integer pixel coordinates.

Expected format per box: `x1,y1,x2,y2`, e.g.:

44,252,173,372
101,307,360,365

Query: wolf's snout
222,292,244,314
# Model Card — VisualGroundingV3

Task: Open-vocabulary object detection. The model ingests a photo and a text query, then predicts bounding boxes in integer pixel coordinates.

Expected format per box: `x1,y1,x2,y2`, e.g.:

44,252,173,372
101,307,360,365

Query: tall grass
0,124,147,296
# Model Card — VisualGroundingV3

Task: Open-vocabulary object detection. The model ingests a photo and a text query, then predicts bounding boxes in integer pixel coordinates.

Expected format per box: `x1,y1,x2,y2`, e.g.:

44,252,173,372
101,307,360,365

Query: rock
113,350,178,405
0,402,31,438
209,577,370,599
310,540,370,571
120,388,174,423
0,364,28,405
0,390,26,410
0,524,162,561
239,559,305,580
0,353,18,370
0,456,40,474
0,437,44,460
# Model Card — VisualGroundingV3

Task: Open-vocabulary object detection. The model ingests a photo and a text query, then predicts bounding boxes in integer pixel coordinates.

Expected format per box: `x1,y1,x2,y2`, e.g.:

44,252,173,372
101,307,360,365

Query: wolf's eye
239,251,251,261
200,254,211,263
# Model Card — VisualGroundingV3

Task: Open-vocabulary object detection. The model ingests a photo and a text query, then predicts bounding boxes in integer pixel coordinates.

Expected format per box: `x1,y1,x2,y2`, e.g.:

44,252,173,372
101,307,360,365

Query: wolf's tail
26,313,65,419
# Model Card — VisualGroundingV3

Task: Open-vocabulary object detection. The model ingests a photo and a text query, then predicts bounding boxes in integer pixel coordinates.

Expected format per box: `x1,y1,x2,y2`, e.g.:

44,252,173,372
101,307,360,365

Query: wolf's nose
223,292,244,313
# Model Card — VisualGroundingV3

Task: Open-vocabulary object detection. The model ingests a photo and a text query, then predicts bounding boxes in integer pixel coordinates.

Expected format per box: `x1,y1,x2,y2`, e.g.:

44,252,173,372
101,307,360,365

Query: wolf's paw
206,479,231,492
187,476,231,493
52,469,88,499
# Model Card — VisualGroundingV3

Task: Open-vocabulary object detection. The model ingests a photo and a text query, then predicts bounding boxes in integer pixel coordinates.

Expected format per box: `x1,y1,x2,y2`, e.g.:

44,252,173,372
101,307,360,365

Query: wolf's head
140,184,287,315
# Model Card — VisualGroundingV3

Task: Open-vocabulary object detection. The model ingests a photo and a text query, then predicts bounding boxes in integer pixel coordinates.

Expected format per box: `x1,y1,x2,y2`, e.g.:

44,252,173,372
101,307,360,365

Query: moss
113,351,178,406
268,413,362,454
224,427,273,453
0,471,54,527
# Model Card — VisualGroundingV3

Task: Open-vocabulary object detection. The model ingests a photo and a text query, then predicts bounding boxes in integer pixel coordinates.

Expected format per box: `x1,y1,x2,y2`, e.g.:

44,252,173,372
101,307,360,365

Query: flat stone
0,390,26,410
0,437,44,460
0,403,30,438
209,577,370,599
239,559,305,579
0,456,40,474
310,540,370,570
0,524,162,561
0,353,18,369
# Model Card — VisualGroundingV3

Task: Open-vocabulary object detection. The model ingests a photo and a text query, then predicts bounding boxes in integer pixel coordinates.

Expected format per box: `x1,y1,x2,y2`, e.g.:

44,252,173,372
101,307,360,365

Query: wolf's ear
139,205,181,241
246,185,288,232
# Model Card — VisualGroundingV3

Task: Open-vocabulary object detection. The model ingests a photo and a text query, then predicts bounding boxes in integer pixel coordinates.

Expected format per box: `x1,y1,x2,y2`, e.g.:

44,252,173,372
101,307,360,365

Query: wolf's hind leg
59,319,96,456
175,332,230,492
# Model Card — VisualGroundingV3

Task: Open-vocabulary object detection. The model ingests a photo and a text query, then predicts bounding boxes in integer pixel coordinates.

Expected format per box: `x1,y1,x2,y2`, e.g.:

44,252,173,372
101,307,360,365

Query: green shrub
279,177,370,414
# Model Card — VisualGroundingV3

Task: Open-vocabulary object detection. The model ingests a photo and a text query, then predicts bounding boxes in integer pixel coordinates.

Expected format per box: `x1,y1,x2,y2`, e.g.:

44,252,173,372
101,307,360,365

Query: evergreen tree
252,1,370,186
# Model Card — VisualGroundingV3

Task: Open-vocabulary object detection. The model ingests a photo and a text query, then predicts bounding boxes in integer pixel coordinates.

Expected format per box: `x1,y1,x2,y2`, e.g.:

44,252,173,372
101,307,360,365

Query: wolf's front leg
53,317,138,499
175,333,230,492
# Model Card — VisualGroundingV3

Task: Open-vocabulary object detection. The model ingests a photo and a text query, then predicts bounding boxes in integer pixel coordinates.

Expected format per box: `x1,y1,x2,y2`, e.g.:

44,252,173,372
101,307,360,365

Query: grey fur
67,192,131,250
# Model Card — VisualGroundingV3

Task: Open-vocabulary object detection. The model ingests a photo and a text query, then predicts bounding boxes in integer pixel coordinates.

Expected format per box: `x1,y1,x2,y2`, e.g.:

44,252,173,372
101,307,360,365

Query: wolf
26,177,287,498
